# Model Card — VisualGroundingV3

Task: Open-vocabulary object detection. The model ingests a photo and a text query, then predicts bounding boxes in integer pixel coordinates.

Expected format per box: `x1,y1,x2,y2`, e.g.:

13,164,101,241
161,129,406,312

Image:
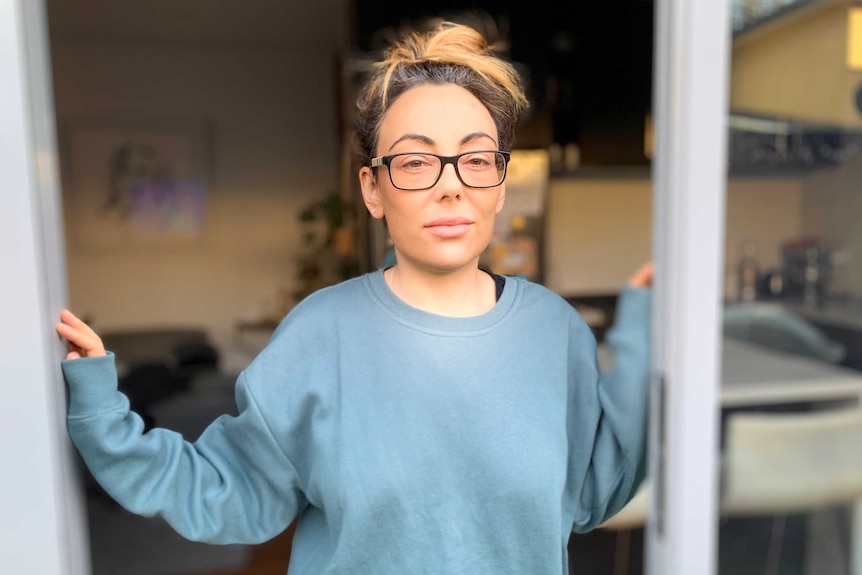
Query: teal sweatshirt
63,270,651,574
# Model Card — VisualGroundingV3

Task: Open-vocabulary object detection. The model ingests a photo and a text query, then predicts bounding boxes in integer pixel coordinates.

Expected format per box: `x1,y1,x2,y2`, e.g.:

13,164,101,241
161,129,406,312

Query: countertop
782,298,862,332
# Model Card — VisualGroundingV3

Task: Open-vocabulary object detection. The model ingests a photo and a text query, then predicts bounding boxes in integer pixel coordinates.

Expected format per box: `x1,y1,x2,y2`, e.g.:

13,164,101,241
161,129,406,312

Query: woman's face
359,83,506,275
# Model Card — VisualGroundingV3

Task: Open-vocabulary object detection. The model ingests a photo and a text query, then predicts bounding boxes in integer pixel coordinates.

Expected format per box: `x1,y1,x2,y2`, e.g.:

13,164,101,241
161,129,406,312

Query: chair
723,408,862,513
722,408,862,575
599,408,862,574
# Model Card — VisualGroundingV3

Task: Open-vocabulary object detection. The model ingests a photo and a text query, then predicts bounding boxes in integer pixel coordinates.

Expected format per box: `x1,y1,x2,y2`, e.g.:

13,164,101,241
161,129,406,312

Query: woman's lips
425,217,473,238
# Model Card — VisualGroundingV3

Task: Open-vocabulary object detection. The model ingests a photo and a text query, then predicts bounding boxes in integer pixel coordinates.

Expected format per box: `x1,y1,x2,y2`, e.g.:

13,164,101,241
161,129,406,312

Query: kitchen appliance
482,149,549,282
781,238,831,304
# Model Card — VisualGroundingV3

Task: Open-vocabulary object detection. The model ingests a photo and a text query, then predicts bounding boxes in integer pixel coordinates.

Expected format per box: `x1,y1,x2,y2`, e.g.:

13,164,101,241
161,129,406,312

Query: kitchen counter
780,299,862,370
783,298,862,332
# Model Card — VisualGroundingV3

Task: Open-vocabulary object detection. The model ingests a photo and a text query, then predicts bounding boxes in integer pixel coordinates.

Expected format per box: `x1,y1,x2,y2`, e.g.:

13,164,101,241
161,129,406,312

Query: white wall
545,177,653,294
52,42,340,369
545,176,804,298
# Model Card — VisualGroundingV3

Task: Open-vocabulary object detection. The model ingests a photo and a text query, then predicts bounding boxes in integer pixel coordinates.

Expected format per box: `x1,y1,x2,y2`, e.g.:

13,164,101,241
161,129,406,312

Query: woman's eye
463,154,493,168
396,156,433,170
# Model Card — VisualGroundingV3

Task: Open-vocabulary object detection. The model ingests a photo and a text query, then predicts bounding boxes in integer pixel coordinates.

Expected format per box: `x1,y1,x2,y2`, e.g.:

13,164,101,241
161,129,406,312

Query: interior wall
544,177,653,295
801,154,862,298
545,177,804,298
52,42,340,370
730,3,862,127
729,2,862,299
723,178,806,297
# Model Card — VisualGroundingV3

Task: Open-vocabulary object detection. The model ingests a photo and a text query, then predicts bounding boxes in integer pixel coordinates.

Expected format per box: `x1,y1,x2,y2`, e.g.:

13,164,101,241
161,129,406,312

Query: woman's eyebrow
460,132,497,146
388,133,434,151
387,131,498,152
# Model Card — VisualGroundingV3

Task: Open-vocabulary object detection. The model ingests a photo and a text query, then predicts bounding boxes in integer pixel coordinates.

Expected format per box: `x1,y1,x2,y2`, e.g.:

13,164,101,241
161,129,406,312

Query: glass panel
720,2,862,573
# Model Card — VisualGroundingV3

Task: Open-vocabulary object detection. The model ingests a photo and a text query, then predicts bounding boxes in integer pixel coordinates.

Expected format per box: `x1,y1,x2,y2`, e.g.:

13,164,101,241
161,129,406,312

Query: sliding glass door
717,1,862,574
650,1,862,574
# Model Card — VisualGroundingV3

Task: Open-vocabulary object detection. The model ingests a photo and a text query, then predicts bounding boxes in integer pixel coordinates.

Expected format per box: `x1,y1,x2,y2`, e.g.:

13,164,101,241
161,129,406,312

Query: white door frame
647,0,731,573
0,0,90,573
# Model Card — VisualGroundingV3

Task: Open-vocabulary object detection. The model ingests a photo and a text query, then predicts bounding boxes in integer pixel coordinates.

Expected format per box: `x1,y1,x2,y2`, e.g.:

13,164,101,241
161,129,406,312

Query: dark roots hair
354,21,529,165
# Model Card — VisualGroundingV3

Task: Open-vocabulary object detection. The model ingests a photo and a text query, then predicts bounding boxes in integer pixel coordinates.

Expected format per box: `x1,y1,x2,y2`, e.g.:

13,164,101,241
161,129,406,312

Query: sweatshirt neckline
365,268,519,335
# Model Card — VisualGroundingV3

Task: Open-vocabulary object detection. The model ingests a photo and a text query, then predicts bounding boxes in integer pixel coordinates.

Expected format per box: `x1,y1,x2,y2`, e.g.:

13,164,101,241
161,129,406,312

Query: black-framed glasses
370,151,511,191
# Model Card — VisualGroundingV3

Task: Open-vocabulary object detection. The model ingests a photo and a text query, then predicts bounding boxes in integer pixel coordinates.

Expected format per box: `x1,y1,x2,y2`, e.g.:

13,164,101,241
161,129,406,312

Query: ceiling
46,0,350,49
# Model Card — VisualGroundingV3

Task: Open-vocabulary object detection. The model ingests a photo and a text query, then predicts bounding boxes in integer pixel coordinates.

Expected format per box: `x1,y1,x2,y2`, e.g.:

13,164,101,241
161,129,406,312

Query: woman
57,21,652,574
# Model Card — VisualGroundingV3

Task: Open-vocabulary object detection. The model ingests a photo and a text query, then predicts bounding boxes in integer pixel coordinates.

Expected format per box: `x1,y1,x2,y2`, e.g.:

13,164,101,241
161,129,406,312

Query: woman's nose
434,163,463,199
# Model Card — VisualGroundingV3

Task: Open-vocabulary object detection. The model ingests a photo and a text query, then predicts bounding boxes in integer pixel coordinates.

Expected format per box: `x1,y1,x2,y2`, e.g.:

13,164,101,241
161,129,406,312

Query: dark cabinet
352,0,654,166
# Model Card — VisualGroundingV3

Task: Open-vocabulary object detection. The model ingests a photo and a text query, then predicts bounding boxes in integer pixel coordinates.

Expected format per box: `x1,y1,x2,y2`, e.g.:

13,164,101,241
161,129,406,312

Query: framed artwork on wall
60,118,213,254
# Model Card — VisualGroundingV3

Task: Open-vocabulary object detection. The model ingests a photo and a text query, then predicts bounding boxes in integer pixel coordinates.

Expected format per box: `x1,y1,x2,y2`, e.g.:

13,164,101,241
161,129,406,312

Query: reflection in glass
720,2,862,573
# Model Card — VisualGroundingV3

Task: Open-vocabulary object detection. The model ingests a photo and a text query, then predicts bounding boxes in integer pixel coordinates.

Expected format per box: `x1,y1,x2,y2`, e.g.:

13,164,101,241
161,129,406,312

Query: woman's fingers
55,322,93,353
56,326,105,358
627,261,654,288
60,309,101,340
56,310,106,358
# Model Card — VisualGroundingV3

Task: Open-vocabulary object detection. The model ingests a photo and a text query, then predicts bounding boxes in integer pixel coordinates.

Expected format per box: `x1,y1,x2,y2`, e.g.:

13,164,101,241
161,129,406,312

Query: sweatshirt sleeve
569,285,651,533
62,352,305,545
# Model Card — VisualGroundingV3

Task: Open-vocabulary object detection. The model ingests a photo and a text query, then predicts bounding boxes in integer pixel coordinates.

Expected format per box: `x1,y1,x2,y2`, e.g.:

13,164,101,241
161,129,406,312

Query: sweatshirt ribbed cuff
61,352,121,417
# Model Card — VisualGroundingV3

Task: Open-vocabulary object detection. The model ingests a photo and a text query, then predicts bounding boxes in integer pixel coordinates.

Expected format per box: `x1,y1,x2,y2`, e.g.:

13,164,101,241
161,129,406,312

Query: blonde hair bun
355,21,529,163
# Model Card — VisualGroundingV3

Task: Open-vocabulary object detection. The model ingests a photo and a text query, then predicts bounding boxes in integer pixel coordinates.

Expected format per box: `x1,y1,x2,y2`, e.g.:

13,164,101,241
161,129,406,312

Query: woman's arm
570,264,652,532
58,313,304,545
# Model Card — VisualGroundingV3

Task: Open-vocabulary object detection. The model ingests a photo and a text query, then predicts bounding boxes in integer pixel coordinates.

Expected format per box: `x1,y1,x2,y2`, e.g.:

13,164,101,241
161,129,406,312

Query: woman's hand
627,261,654,288
55,310,106,360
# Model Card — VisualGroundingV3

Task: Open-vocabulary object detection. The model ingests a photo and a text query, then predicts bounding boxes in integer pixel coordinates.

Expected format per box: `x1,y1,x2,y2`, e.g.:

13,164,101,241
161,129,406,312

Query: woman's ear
495,183,506,214
359,166,384,219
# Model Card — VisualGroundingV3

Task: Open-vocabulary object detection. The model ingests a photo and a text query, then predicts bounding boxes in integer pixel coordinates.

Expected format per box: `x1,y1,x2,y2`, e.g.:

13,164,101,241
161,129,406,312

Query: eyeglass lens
388,152,506,190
